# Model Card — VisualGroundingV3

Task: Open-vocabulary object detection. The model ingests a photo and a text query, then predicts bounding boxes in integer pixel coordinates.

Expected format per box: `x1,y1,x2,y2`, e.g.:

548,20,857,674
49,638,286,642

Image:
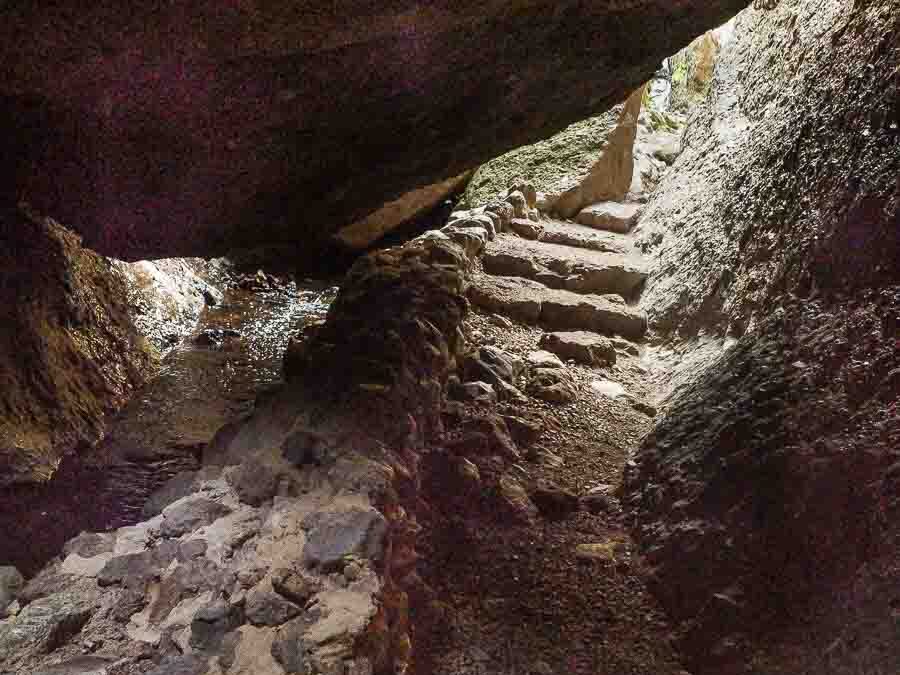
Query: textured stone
552,86,646,219
540,331,617,366
245,587,303,627
576,202,641,234
159,498,231,538
528,368,578,404
0,566,24,616
1,2,750,261
302,508,388,571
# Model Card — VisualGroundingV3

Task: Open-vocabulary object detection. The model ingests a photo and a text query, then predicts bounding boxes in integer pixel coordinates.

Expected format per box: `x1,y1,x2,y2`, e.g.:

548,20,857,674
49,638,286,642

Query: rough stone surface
0,1,751,261
482,234,649,298
552,86,646,219
159,498,232,538
576,202,641,234
302,507,388,572
0,566,24,617
528,368,578,404
470,275,647,339
540,331,617,366
0,208,156,486
624,2,900,672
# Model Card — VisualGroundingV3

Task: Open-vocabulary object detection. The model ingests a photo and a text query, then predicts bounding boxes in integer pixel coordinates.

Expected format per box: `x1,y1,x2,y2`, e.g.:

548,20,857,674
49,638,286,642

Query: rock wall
0,207,156,486
0,227,475,674
0,206,222,487
0,0,751,261
624,1,900,672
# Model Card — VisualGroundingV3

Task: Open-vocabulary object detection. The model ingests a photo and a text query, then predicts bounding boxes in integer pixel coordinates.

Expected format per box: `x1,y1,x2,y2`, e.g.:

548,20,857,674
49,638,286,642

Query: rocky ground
0,265,336,578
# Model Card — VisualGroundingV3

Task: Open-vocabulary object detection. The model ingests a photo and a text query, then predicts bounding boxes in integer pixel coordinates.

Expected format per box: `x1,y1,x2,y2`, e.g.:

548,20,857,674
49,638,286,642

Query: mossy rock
462,106,622,208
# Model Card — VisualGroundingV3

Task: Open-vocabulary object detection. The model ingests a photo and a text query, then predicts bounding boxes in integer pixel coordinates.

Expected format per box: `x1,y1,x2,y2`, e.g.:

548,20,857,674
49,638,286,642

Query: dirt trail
414,213,690,674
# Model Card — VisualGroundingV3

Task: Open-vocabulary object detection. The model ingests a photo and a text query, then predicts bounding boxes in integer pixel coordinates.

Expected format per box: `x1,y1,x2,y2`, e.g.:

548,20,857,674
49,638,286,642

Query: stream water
0,277,336,575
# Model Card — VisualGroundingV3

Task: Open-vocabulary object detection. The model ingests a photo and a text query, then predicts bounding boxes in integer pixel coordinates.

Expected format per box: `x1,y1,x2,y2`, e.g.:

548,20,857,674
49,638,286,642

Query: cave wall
624,1,900,672
0,208,156,485
0,0,751,261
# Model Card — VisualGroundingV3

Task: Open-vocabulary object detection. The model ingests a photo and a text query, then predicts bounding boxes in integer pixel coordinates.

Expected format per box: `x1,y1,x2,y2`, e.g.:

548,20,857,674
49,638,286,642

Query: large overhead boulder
0,1,751,261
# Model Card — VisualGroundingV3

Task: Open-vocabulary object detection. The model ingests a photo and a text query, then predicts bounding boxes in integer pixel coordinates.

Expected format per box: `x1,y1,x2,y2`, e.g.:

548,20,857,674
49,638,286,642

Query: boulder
302,507,387,571
526,351,565,369
448,380,498,406
528,368,578,404
576,202,641,234
540,331,617,366
551,86,646,219
506,218,544,240
159,498,232,538
0,566,24,617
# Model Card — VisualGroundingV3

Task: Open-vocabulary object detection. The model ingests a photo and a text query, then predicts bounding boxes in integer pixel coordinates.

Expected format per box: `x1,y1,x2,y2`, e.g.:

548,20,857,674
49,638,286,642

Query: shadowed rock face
624,1,900,671
0,0,750,261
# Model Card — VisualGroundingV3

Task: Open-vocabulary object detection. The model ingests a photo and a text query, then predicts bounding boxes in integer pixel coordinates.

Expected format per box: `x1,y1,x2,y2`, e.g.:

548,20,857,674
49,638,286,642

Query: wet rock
576,202,641,234
302,508,387,571
528,368,578,404
193,327,241,347
0,208,158,487
530,484,581,520
159,498,232,538
540,331,616,366
0,566,24,616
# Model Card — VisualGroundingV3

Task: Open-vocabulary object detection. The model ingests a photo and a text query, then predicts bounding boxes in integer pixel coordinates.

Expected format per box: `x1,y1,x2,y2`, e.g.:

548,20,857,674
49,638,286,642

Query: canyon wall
625,1,900,672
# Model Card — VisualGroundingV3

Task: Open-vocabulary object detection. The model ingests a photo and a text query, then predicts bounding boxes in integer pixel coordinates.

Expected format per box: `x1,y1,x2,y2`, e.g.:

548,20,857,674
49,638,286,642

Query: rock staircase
465,209,650,351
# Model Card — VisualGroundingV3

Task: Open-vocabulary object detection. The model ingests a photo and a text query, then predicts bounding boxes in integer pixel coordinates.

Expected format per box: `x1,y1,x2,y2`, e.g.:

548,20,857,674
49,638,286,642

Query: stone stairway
468,213,649,347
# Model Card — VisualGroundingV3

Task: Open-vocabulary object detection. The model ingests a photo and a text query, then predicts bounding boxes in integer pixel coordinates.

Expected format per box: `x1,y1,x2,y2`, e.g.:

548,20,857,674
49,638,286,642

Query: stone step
468,274,647,340
575,202,641,234
481,233,648,299
537,219,629,254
